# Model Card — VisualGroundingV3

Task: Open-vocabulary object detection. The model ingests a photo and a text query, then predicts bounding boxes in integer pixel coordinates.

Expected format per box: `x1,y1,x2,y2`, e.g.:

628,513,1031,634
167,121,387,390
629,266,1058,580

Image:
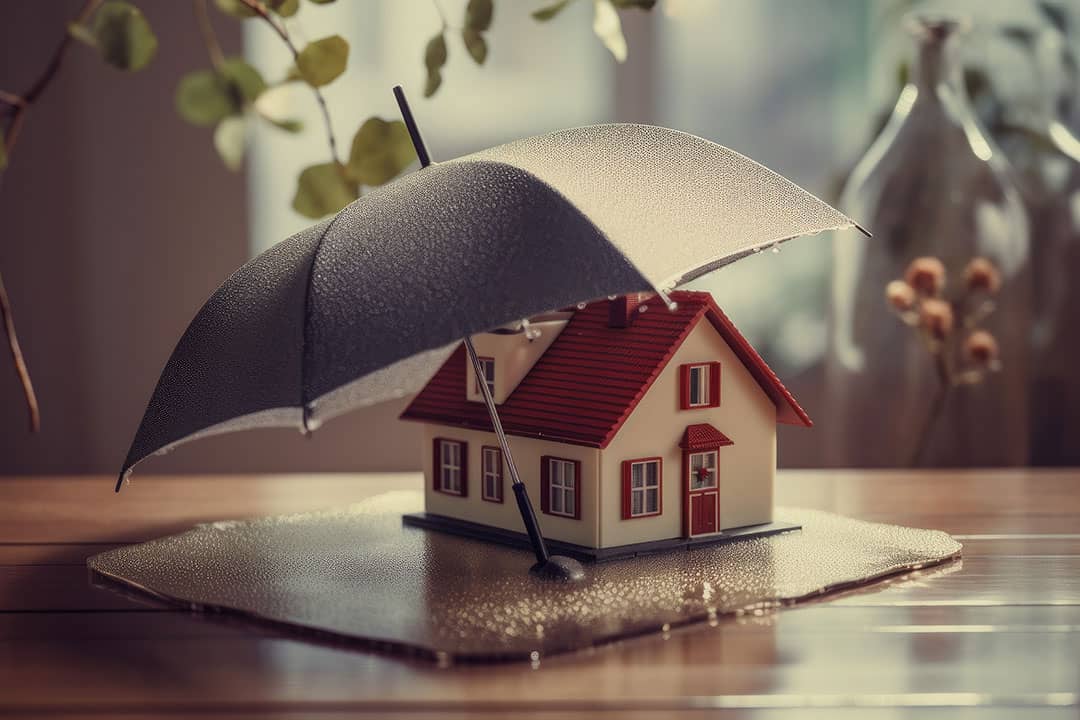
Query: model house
400,290,810,560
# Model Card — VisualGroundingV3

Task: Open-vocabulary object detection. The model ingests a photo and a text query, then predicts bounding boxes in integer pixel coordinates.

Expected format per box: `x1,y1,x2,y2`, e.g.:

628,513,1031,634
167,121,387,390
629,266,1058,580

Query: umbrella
117,86,865,579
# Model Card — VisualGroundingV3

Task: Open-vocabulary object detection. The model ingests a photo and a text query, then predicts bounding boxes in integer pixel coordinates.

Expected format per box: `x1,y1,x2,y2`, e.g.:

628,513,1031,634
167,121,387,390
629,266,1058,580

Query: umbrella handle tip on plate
530,555,587,582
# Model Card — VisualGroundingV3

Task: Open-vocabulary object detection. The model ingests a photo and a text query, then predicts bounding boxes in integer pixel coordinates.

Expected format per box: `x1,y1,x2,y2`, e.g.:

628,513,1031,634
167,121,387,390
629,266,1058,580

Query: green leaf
175,59,265,127
346,117,416,186
465,0,493,31
269,0,299,17
214,0,257,18
308,0,337,3
462,28,487,64
221,57,267,103
1037,1,1068,33
611,0,656,9
92,1,158,71
592,0,626,62
176,70,234,126
0,129,7,171
423,33,447,97
532,0,572,21
67,22,98,48
296,35,349,87
293,163,358,218
213,115,247,171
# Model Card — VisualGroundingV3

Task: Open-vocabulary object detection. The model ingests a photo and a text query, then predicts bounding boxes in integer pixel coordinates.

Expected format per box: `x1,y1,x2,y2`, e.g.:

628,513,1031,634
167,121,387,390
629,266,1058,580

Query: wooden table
2,469,1078,718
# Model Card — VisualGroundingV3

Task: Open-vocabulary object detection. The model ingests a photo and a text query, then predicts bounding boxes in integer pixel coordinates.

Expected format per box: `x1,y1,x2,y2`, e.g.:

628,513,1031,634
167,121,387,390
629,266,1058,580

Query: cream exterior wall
418,315,779,551
465,317,569,405
597,319,777,548
421,424,600,548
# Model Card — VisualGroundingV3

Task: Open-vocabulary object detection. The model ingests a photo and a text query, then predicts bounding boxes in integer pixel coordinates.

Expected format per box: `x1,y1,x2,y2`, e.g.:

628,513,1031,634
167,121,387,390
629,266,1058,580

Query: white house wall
598,318,777,549
420,424,600,548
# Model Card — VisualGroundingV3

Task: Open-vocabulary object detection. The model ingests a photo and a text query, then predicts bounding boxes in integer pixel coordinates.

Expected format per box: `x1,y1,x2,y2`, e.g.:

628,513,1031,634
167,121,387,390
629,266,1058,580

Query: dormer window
473,356,495,398
679,362,721,410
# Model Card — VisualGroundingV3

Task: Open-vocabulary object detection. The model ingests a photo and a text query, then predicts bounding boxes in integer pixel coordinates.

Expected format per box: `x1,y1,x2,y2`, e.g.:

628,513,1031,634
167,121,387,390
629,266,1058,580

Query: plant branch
0,270,40,432
194,0,227,71
910,349,950,466
0,0,101,433
237,0,340,164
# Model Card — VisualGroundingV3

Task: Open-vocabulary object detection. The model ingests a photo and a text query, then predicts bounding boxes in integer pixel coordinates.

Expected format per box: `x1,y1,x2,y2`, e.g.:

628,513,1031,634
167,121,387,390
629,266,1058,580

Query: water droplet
638,305,649,313
771,244,780,254
576,302,587,310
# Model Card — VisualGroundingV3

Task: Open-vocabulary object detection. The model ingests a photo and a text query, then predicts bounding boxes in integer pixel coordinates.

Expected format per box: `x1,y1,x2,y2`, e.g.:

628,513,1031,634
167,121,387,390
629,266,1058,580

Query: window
434,439,466,496
481,446,503,503
689,451,717,490
473,356,495,398
622,458,662,519
541,456,580,519
680,362,721,410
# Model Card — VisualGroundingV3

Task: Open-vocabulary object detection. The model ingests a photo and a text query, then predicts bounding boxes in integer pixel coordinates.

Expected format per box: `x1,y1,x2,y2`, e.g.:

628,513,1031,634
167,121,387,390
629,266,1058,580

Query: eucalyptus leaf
254,84,303,133
92,1,158,71
463,28,487,64
346,117,416,186
532,0,572,21
1037,1,1067,33
214,0,257,18
296,35,349,87
592,0,627,63
269,0,299,17
611,0,656,8
293,162,358,218
465,0,493,31
175,69,235,126
423,33,447,97
213,116,247,171
308,0,337,3
67,22,98,48
221,57,267,103
424,68,442,98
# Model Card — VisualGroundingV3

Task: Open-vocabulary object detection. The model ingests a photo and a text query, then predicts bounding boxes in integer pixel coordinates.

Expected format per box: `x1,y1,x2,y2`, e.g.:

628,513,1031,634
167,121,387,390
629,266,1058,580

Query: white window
547,458,577,518
474,356,495,398
629,459,661,517
688,364,710,407
689,451,717,490
437,440,464,495
481,446,503,502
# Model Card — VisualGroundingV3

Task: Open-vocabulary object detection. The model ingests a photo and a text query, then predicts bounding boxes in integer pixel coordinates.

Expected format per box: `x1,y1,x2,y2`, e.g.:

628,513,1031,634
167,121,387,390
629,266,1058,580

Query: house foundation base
402,512,801,563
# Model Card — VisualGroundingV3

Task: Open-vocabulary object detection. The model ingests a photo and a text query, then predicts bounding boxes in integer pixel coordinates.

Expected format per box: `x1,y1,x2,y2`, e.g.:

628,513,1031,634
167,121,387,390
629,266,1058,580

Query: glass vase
825,15,1031,468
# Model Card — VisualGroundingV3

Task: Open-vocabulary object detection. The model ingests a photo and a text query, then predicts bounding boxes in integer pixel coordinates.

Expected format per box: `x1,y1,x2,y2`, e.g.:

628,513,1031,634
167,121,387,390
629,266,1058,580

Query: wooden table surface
2,469,1078,719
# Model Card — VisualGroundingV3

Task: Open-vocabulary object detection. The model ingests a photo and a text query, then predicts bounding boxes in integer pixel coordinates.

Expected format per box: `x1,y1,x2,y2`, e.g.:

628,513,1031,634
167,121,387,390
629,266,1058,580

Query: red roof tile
400,290,811,448
680,423,734,450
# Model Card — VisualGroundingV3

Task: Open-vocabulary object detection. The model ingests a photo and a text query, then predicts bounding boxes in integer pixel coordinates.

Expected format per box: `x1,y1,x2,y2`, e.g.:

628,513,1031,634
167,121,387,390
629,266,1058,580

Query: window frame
473,356,496,398
621,457,663,519
679,361,722,410
540,455,582,520
433,438,467,497
480,445,504,503
688,450,718,491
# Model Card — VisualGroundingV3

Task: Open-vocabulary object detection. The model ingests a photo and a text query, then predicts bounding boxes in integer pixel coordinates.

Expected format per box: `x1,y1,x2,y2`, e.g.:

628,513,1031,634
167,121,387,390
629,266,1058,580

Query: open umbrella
117,87,865,579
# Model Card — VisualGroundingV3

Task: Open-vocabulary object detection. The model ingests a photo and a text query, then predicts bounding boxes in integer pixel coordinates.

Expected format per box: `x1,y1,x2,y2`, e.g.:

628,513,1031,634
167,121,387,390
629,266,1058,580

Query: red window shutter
679,364,691,410
433,438,441,491
621,460,632,519
709,361,721,407
459,442,468,497
540,456,550,514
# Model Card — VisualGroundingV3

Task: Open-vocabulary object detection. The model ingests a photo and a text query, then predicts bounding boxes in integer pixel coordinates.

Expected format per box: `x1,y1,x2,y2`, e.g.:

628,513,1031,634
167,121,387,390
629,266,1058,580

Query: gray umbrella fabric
119,123,858,484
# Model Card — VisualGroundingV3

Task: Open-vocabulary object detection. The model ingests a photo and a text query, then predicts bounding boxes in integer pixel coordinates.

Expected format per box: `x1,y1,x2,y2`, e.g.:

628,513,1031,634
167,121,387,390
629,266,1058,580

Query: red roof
680,423,734,451
400,290,811,448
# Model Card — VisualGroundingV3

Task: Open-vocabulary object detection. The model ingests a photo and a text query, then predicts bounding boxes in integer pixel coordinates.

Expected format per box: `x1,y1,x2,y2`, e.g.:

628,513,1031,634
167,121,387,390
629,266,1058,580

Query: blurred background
1,0,1077,474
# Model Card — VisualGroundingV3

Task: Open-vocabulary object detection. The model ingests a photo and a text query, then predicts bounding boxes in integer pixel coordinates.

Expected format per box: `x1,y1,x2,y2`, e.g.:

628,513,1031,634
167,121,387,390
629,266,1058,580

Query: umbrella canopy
119,122,859,484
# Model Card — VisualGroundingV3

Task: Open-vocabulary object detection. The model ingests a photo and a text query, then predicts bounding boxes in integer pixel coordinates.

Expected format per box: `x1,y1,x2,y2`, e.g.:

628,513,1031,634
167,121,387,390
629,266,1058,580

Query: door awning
680,423,734,451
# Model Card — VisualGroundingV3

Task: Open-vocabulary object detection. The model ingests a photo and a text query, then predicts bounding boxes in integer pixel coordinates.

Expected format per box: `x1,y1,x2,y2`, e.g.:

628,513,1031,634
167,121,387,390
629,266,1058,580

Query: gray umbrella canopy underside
120,124,857,481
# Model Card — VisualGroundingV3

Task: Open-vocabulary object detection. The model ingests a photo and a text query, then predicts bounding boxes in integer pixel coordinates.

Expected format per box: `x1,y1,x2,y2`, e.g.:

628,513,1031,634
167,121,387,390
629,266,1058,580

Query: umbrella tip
114,469,128,493
854,221,873,238
392,85,433,168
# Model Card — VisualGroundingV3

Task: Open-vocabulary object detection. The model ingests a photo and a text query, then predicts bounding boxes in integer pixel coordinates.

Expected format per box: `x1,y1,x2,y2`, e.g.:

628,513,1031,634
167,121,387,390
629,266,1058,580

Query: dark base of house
401,512,802,563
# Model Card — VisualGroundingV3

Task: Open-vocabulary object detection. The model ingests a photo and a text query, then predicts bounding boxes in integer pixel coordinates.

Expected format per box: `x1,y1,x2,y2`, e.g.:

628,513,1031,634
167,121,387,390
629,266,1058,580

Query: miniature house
400,290,810,560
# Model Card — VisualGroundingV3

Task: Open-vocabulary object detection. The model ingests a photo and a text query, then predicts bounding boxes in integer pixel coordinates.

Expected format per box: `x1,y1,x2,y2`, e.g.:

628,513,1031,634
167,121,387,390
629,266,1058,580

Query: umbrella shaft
464,336,550,565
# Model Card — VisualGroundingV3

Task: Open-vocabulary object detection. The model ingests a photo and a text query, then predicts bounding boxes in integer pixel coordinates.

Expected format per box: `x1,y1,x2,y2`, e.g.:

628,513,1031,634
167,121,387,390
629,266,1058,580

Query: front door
686,450,719,536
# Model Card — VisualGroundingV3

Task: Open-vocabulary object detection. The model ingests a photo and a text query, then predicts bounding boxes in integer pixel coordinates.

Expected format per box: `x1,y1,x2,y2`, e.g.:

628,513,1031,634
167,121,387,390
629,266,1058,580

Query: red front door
686,450,719,537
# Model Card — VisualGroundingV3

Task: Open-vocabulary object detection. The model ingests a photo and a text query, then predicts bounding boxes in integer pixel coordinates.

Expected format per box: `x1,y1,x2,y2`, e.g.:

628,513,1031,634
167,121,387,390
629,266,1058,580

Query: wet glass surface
88,491,960,663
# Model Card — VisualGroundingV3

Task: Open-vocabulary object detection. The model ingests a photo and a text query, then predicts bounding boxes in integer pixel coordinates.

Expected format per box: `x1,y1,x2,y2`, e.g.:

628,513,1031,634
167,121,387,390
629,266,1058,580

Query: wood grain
1,469,1077,718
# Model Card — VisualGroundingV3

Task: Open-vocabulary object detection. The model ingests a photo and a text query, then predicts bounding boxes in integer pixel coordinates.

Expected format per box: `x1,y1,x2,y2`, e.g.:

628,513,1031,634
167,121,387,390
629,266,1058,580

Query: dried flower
963,257,1001,294
904,256,947,296
919,298,954,340
885,280,917,311
964,330,999,366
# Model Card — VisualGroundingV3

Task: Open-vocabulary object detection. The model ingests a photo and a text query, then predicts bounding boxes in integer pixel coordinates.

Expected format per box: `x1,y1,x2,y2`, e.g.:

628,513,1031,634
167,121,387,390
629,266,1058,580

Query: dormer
466,312,571,404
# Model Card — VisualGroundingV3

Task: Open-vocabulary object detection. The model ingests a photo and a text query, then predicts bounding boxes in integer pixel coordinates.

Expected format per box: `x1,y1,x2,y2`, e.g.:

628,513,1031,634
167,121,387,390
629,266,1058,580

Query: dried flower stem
237,0,340,164
0,0,103,432
193,0,227,71
911,348,950,466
